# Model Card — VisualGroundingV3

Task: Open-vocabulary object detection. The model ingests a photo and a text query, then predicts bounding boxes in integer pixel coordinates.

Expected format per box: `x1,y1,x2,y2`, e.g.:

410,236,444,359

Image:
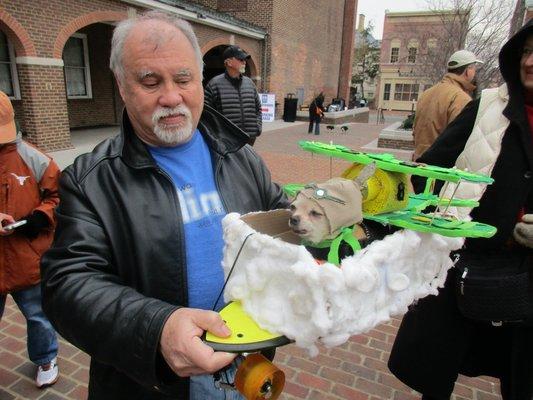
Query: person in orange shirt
0,91,61,388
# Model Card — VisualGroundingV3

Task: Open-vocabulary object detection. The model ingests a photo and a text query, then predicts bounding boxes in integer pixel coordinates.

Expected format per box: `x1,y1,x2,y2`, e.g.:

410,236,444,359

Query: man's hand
159,307,236,377
513,214,533,249
0,213,16,236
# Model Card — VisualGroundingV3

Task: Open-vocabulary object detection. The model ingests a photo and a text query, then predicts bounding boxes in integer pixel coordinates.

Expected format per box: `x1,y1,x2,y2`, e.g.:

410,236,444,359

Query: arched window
427,38,438,49
407,39,419,63
390,39,400,63
63,33,92,99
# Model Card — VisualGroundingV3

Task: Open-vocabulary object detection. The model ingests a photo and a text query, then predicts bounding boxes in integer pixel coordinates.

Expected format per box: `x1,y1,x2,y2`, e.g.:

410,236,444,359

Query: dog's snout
289,216,300,226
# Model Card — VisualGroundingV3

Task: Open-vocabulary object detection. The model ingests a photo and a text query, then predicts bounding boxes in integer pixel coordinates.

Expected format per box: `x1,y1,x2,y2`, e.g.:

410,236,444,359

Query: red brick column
17,63,72,151
337,0,358,103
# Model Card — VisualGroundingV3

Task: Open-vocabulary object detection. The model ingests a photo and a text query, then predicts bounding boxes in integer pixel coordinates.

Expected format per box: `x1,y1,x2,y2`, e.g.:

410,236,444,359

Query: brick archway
201,39,260,79
53,10,127,58
0,9,36,56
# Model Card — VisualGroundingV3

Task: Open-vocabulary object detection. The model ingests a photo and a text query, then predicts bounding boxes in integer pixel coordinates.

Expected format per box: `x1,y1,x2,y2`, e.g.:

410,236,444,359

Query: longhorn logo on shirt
10,173,30,186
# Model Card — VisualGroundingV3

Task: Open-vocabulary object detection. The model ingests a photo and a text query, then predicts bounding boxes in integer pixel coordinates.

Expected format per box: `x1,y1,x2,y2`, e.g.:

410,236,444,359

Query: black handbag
455,252,532,325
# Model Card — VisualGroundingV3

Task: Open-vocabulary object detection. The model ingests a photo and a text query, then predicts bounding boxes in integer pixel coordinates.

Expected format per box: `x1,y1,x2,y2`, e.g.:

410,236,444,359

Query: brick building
0,0,357,151
510,0,533,35
375,10,466,111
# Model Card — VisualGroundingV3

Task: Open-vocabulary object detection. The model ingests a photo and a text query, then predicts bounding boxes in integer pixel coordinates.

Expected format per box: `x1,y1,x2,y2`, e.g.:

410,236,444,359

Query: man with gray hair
41,11,287,400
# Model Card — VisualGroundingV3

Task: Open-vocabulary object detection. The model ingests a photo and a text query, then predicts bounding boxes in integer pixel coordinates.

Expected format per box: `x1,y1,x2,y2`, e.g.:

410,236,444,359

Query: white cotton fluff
221,212,463,355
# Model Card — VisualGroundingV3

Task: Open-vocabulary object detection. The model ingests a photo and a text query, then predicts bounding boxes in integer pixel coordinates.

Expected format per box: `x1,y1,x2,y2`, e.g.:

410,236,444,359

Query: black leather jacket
41,105,288,399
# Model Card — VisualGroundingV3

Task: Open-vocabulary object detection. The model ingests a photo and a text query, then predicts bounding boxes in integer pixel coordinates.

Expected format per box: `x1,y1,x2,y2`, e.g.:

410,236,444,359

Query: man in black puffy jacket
204,45,262,146
40,11,287,400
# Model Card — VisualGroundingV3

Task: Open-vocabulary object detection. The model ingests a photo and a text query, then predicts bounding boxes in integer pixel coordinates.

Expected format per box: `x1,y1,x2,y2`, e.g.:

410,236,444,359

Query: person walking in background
204,45,262,146
388,20,533,400
412,49,483,160
0,91,60,388
40,12,287,400
308,92,325,135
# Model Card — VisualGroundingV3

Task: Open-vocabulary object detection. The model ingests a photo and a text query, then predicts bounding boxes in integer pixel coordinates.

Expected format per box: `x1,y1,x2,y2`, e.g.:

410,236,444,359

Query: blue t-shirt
149,131,226,310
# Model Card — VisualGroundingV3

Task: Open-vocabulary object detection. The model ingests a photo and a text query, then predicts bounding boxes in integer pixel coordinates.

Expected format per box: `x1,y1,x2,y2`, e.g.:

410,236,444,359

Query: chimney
358,14,366,32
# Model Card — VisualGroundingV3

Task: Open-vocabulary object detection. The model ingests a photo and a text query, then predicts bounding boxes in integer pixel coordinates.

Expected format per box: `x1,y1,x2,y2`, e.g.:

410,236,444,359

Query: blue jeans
0,284,58,366
308,117,321,135
190,362,244,400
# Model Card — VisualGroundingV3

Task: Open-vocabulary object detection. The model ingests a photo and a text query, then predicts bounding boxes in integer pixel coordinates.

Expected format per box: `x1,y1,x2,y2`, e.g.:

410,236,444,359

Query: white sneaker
36,358,59,388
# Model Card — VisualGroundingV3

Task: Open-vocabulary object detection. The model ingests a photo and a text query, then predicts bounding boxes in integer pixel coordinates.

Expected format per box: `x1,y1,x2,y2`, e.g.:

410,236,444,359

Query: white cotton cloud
221,211,463,356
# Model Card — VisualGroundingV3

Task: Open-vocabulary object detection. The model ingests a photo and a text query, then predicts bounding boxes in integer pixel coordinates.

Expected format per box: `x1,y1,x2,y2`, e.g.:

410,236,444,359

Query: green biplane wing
365,211,496,238
282,141,497,238
298,141,494,184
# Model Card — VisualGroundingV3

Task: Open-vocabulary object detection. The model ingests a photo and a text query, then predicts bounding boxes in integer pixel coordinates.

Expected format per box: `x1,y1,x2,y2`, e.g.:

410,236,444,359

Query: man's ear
115,75,127,102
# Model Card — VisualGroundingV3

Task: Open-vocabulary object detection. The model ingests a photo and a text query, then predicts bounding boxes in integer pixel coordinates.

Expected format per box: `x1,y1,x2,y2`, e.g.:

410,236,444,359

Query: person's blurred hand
159,307,236,377
0,213,16,236
513,214,533,248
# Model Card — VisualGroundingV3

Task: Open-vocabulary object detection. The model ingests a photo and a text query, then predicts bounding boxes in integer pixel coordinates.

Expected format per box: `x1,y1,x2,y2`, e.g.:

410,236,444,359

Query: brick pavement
0,116,502,399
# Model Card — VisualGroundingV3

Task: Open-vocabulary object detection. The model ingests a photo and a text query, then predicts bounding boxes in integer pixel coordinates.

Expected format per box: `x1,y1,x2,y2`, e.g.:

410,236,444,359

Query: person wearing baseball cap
447,49,484,70
205,44,262,145
412,49,483,160
222,44,250,62
0,90,61,388
0,91,17,144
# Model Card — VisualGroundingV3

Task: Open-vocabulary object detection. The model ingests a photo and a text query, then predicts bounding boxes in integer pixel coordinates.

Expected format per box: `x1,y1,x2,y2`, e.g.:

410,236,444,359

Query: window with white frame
0,31,20,99
383,83,391,101
408,47,417,63
407,39,419,63
394,83,420,101
390,39,400,63
390,48,399,63
63,33,92,98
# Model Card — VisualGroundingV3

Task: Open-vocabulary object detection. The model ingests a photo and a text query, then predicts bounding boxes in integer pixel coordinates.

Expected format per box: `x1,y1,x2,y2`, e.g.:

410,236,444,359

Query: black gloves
18,211,50,239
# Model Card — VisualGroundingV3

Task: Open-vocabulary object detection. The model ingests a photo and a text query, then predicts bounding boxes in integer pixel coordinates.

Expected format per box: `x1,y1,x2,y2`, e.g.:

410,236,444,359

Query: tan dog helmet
296,177,364,238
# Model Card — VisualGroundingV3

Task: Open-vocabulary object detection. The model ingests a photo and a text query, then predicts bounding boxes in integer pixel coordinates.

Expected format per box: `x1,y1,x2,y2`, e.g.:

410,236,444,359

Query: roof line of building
384,9,469,17
120,0,267,39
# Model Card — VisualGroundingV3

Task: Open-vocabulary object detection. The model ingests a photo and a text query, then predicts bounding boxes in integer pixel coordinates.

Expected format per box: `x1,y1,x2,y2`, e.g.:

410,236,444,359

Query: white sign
259,93,275,122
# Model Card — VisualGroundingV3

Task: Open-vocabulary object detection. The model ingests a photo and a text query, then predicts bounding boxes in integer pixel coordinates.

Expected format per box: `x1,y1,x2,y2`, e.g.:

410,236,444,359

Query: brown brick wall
195,24,263,77
338,0,357,103
0,0,352,150
0,0,133,150
270,0,345,107
17,64,71,150
66,23,119,128
177,1,355,115
0,0,129,58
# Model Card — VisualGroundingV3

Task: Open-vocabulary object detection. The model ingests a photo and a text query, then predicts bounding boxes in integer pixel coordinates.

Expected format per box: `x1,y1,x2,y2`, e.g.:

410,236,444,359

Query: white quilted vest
440,84,510,220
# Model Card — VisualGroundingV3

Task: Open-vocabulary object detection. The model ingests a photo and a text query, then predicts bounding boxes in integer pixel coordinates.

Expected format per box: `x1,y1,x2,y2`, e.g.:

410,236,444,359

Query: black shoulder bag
455,251,532,325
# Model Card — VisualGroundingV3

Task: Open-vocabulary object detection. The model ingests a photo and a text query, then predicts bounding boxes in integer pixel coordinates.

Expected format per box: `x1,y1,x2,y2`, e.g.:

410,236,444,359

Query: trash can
283,93,298,122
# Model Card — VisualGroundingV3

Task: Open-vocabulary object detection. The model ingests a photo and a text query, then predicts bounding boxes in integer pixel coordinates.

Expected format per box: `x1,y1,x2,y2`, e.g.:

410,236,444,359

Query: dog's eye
310,210,323,217
289,204,296,211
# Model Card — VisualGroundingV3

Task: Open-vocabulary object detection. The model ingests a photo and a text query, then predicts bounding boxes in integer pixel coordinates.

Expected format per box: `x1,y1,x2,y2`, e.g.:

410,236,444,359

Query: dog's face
288,195,330,244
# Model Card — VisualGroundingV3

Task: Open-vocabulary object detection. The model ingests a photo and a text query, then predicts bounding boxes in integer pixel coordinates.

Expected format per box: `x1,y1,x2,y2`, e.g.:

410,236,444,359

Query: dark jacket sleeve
244,146,289,210
41,169,181,392
204,81,219,111
255,90,263,136
412,99,480,194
